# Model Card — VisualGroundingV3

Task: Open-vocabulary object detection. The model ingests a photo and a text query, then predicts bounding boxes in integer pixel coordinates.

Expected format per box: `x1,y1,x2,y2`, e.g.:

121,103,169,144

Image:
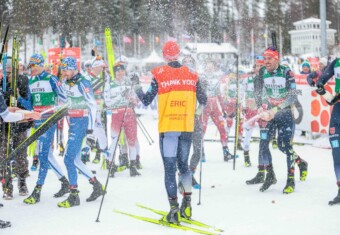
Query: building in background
289,17,336,56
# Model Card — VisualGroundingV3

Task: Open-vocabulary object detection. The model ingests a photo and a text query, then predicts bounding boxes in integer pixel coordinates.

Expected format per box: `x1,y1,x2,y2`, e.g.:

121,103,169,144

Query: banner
48,47,81,76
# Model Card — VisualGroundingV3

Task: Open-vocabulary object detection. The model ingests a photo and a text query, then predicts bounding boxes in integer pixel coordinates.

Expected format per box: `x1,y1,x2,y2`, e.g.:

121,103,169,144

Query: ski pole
136,115,154,143
96,102,130,222
232,54,240,171
197,107,204,205
136,118,153,145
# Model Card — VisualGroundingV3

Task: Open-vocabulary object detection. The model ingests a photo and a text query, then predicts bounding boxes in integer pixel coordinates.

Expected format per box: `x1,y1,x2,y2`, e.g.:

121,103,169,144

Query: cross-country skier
312,57,340,205
0,88,41,229
248,47,308,194
133,41,207,224
242,57,265,167
81,56,108,165
182,55,205,189
57,57,105,208
0,62,33,199
18,54,70,204
104,61,141,177
200,60,234,161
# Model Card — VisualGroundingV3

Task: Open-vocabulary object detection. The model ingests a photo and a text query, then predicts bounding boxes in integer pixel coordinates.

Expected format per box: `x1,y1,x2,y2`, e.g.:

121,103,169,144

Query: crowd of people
0,40,339,229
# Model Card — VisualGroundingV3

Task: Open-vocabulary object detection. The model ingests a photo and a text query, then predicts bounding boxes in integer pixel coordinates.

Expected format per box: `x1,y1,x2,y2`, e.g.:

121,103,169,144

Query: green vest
29,74,56,107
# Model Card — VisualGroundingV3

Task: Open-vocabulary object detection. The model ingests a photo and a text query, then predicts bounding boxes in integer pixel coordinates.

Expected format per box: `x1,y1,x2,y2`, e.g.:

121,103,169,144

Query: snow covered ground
2,115,340,235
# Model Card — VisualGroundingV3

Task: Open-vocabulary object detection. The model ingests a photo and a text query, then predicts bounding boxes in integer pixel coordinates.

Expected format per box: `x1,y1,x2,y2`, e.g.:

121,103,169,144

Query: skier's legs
47,146,64,179
276,109,296,171
64,117,88,186
258,120,276,166
123,110,137,161
177,132,193,194
329,103,340,182
35,120,57,185
190,115,203,171
94,112,108,151
14,131,29,178
159,132,180,199
210,101,228,146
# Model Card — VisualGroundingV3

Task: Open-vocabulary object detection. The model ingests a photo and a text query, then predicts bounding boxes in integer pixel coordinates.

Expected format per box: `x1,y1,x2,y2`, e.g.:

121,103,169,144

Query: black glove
315,84,326,95
307,72,317,87
327,94,340,106
3,88,14,100
130,73,140,85
86,129,96,147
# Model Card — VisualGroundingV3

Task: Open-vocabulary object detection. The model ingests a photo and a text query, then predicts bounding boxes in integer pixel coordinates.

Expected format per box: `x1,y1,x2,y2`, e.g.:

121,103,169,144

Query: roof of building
293,17,331,26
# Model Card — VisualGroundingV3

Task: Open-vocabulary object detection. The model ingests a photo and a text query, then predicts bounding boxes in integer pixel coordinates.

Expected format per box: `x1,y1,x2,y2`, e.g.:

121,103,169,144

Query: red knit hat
162,41,180,61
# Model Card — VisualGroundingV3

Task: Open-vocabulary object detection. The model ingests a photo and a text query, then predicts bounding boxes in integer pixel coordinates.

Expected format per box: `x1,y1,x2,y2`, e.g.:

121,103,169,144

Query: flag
123,36,132,44
138,35,145,44
182,33,191,42
155,36,160,44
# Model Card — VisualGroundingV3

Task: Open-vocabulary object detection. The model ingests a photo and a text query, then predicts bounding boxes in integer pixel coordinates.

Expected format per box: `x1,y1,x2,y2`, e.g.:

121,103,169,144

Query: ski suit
135,61,207,200
242,75,259,151
255,65,297,172
200,72,228,146
104,75,138,162
18,71,67,185
83,72,108,152
317,58,340,186
63,73,97,186
224,77,244,137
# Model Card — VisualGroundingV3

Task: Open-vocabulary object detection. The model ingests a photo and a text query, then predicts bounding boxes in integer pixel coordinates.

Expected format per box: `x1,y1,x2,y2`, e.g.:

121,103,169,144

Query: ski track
2,116,340,235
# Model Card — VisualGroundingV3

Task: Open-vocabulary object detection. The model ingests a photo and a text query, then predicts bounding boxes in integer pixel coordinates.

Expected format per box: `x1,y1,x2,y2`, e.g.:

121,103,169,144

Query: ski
204,137,310,146
0,104,69,166
114,209,220,235
104,28,115,80
136,203,224,233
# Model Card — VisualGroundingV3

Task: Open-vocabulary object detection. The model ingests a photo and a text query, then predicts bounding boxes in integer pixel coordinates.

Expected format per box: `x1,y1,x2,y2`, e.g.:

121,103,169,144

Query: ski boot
0,220,11,229
162,198,180,224
296,158,308,181
54,176,70,198
136,154,143,169
237,139,244,151
246,167,265,185
283,172,295,194
31,156,39,171
329,188,340,206
180,194,192,219
259,165,277,192
92,150,101,164
201,153,206,162
24,185,42,204
244,151,251,167
86,177,105,202
108,161,118,178
18,177,29,196
119,153,129,168
130,160,141,177
223,146,234,162
57,188,80,208
271,138,278,149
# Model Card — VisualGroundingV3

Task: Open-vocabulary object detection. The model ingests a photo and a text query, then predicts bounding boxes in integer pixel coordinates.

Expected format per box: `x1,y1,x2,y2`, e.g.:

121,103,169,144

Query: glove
130,73,140,85
86,130,96,148
315,84,326,95
307,72,317,87
327,93,340,106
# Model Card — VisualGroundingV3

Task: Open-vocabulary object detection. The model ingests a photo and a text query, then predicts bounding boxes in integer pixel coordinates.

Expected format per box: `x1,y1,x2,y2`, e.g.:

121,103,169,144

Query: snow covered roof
143,50,163,64
184,43,238,54
293,17,331,26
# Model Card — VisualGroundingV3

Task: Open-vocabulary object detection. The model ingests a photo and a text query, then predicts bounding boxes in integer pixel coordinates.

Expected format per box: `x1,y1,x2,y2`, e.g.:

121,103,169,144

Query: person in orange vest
132,41,207,224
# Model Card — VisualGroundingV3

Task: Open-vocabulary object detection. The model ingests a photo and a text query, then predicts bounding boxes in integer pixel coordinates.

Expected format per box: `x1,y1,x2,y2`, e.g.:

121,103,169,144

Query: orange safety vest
152,65,198,133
